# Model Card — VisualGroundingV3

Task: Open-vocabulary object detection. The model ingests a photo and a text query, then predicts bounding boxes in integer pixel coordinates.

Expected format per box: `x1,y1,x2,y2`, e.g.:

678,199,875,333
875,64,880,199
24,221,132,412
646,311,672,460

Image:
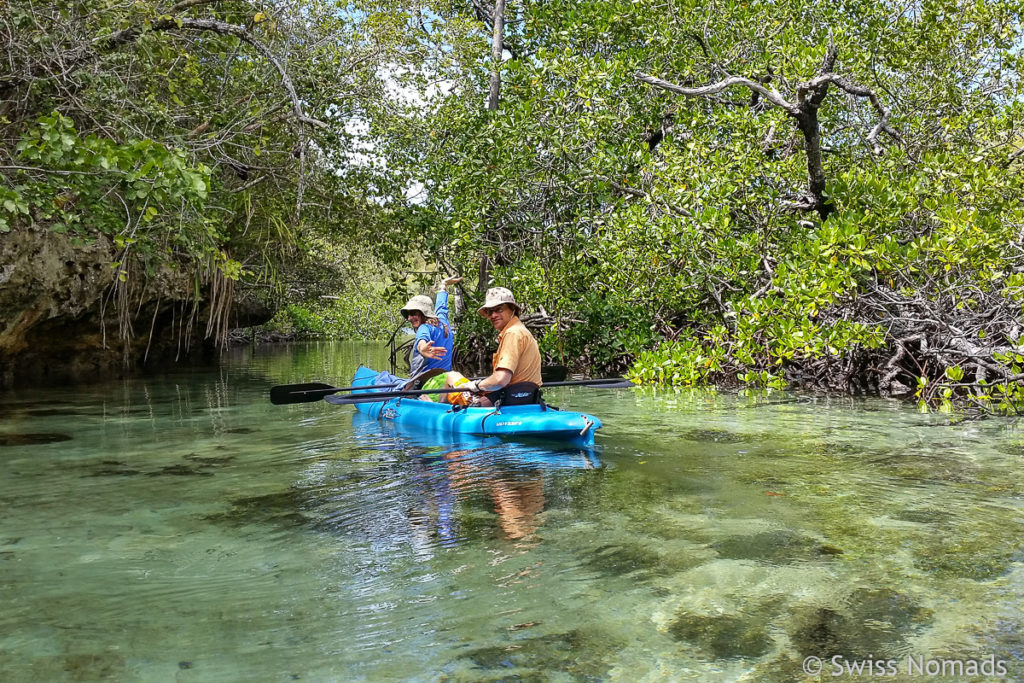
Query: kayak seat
403,368,446,391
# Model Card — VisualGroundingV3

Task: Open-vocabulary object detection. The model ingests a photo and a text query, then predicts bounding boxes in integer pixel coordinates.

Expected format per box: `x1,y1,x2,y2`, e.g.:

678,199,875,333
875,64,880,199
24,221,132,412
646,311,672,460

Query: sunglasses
483,305,509,315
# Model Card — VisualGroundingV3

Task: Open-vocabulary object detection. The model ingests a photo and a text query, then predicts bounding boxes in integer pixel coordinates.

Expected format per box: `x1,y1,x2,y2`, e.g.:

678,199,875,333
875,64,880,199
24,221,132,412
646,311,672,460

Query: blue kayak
351,412,602,470
338,365,603,447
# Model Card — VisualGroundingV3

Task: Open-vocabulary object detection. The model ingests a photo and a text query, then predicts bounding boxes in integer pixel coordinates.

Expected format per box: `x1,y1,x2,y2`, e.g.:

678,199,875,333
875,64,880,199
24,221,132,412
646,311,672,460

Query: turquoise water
2,342,1023,681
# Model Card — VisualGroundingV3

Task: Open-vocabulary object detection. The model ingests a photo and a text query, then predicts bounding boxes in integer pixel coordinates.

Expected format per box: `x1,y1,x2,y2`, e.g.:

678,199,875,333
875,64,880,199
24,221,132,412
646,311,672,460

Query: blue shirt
409,290,454,376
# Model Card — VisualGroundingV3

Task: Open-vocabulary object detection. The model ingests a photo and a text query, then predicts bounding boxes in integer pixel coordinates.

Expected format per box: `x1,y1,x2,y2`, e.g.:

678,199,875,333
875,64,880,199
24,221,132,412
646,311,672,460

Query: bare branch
588,174,693,217
1006,145,1024,165
634,71,799,115
0,164,124,177
228,175,267,192
165,0,221,13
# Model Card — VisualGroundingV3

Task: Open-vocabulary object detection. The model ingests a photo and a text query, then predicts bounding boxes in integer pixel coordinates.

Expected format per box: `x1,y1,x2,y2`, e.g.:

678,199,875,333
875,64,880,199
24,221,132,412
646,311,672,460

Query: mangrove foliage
2,0,1023,410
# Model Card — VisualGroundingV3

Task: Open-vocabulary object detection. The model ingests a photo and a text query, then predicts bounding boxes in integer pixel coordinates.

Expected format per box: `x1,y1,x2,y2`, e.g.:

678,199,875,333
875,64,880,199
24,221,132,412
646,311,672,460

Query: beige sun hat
401,294,435,318
476,287,521,317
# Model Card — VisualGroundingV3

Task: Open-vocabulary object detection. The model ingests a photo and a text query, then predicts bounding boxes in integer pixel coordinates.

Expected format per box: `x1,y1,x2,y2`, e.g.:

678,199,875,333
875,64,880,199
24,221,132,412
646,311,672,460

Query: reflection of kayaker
407,455,460,551
488,477,546,541
351,414,600,547
442,448,546,542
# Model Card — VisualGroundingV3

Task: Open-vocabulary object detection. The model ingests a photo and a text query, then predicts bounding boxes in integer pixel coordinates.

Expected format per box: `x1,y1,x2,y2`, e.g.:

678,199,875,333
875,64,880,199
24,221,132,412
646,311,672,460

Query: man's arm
470,368,513,393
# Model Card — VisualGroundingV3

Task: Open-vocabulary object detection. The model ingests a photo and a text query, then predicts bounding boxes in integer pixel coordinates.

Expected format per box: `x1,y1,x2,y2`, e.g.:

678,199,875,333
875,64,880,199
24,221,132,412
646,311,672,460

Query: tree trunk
482,0,505,288
487,0,506,111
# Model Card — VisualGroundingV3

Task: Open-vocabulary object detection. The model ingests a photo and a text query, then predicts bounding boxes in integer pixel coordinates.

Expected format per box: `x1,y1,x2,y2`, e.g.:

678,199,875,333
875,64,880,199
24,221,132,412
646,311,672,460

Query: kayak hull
347,366,603,447
350,412,602,469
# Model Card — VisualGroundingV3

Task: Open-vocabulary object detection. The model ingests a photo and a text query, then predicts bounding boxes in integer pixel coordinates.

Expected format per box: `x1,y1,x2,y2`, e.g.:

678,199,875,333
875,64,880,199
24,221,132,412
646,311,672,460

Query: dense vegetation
1,0,415,345
3,0,1022,410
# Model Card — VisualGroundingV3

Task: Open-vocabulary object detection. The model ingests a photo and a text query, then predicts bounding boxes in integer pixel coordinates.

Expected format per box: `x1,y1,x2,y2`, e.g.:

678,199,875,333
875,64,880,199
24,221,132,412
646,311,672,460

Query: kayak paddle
317,378,635,406
270,381,402,405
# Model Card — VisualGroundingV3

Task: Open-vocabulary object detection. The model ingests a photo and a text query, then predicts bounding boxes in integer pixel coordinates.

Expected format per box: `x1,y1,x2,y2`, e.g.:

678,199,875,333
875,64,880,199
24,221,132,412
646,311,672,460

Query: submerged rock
789,587,933,659
712,529,824,564
680,429,745,444
206,489,312,529
146,464,214,477
85,466,142,477
62,652,127,680
0,432,72,446
890,508,954,525
913,541,1015,580
582,543,665,577
668,611,773,659
184,453,235,466
455,629,614,679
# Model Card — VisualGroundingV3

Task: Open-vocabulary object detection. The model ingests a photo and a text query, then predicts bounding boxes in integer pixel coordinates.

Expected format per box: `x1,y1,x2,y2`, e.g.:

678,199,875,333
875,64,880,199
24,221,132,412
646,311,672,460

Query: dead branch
635,45,898,222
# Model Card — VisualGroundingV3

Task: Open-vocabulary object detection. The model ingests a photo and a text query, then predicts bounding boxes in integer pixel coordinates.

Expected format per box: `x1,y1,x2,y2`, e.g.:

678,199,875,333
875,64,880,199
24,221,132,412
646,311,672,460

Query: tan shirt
492,317,542,386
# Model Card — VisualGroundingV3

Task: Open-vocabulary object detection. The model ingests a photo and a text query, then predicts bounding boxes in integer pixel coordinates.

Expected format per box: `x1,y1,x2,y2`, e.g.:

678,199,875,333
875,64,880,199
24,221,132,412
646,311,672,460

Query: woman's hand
439,275,462,289
419,340,447,360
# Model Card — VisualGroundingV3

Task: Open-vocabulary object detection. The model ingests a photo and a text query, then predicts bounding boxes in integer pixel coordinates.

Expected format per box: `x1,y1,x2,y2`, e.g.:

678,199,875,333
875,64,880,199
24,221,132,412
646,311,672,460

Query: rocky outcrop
0,226,275,388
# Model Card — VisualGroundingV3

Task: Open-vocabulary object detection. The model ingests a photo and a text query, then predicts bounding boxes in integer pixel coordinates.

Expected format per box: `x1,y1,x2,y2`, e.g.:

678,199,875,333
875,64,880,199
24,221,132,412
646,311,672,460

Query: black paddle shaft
319,378,635,405
270,377,634,405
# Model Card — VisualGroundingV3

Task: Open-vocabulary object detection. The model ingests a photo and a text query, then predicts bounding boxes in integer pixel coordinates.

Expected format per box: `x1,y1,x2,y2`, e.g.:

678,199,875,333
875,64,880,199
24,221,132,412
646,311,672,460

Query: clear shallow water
2,342,1024,681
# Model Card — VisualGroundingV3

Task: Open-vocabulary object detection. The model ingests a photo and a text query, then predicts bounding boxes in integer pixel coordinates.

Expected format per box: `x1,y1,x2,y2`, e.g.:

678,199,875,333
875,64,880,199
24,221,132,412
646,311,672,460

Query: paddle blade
270,382,337,405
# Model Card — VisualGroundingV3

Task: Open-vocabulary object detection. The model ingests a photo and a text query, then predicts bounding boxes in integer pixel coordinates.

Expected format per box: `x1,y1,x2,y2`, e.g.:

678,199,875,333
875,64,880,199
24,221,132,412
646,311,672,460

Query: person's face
483,303,514,331
405,310,424,329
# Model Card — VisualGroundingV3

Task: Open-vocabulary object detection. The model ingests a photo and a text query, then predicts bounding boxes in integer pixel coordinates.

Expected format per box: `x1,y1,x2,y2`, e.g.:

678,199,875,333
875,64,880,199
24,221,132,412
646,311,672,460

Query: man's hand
420,341,447,360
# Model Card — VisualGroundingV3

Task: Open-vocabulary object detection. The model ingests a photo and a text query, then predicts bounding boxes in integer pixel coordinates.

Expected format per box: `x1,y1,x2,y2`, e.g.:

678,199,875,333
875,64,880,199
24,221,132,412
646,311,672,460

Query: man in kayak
443,287,542,407
401,276,462,393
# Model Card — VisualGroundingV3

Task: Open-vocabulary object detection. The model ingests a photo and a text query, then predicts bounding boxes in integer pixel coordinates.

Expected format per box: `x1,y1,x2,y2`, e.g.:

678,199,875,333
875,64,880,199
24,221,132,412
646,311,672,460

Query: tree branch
0,164,125,177
165,0,221,13
635,52,898,222
634,71,798,115
96,17,321,220
807,73,901,154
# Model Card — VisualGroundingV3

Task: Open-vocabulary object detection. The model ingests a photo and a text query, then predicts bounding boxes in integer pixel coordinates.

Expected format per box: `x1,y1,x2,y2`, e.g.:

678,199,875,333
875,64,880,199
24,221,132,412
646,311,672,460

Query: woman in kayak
400,276,462,394
442,287,542,407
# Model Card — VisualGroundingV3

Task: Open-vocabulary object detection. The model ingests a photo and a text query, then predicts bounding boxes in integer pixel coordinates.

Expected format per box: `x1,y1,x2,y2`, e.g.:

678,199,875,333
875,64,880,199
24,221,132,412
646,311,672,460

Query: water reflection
346,412,600,547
